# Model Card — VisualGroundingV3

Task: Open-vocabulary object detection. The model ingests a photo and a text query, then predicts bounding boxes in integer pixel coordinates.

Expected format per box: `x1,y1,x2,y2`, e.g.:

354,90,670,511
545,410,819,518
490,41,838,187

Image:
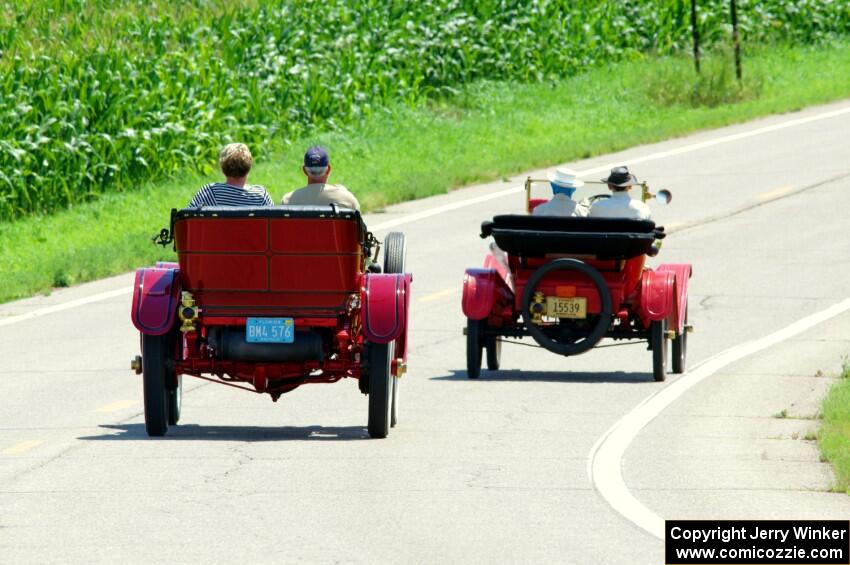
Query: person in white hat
532,168,588,217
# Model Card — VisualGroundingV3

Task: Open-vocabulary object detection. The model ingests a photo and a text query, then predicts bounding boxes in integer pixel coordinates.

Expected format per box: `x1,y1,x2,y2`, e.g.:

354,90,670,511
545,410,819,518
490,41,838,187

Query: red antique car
130,205,411,438
462,178,692,381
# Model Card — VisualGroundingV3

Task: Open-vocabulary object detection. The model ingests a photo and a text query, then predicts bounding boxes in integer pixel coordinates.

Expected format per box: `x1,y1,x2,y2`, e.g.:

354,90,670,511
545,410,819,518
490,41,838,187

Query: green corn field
1,0,848,222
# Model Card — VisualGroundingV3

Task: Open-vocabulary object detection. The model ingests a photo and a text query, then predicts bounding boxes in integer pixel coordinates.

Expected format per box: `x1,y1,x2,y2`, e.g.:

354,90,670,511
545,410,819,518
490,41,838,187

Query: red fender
482,251,513,292
363,273,411,345
462,268,502,320
395,273,413,361
657,263,693,334
637,269,675,326
155,261,179,269
130,267,181,335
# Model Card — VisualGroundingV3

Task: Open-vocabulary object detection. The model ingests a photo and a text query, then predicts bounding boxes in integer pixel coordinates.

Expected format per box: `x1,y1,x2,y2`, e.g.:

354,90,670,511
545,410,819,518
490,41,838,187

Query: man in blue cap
281,146,360,210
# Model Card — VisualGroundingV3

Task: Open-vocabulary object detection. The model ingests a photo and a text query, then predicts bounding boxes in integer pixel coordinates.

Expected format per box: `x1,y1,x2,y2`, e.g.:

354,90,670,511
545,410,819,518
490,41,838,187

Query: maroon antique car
462,178,692,381
130,206,411,438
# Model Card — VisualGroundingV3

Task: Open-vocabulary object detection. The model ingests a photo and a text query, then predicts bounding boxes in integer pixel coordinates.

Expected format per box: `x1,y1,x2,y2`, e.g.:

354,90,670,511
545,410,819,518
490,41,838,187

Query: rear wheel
390,374,399,428
466,318,483,379
671,307,688,374
383,232,406,428
142,333,171,437
167,374,182,426
368,342,394,438
651,319,667,382
485,334,501,371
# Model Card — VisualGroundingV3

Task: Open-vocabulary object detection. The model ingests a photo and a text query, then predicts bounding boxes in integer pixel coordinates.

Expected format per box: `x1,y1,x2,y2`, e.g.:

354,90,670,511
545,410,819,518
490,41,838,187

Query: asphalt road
2,100,850,564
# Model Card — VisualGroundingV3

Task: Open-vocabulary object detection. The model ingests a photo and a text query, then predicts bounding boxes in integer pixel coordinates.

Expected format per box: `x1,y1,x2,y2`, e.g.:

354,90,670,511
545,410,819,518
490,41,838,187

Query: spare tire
520,258,612,356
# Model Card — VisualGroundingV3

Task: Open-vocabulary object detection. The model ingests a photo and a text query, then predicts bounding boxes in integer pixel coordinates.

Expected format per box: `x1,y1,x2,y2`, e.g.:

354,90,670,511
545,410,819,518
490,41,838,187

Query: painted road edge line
369,104,850,232
587,297,850,540
0,287,132,328
3,104,849,327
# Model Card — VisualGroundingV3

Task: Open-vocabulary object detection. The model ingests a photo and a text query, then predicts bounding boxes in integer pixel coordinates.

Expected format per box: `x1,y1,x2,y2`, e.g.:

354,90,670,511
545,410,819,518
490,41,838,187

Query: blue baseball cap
304,146,329,168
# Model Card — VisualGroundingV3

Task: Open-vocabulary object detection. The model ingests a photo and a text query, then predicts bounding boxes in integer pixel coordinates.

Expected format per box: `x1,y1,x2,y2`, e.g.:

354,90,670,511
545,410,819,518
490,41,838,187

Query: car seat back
173,206,364,316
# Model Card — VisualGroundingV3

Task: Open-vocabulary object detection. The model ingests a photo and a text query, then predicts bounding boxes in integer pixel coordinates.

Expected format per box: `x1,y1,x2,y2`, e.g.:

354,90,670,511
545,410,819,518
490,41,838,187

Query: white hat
547,167,584,188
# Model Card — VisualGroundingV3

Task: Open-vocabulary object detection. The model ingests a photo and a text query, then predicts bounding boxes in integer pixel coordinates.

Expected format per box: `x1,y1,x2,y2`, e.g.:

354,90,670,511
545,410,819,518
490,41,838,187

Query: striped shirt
188,182,273,207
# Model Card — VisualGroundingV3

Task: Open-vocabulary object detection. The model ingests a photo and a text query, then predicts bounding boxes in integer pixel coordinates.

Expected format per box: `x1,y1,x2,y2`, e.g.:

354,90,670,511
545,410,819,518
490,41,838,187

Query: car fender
483,252,513,292
363,273,411,345
462,268,502,320
638,269,675,324
131,267,181,335
657,263,693,333
395,273,413,361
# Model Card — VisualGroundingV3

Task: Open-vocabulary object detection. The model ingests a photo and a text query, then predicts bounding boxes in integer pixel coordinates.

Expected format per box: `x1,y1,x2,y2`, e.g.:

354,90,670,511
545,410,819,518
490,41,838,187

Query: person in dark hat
281,146,360,210
588,165,650,220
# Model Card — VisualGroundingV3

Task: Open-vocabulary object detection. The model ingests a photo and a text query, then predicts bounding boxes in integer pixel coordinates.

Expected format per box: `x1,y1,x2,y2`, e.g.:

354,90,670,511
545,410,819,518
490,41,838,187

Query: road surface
2,100,850,564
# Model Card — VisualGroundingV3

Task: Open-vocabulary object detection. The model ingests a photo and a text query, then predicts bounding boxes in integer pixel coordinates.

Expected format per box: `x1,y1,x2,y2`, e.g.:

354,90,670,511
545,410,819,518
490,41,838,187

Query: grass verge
2,42,850,303
819,361,850,494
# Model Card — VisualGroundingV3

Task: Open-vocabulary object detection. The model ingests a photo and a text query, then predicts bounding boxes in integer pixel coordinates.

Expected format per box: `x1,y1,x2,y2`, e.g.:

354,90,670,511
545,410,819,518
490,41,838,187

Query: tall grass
1,0,849,222
2,40,850,302
647,49,765,108
819,362,850,494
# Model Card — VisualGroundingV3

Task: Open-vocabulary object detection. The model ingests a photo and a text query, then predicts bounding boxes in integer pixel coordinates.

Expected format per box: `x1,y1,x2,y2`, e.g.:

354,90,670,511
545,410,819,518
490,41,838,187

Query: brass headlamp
178,291,199,332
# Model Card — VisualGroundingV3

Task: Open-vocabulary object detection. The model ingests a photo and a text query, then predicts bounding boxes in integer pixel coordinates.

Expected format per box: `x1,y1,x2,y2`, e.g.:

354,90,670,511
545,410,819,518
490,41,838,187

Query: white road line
3,104,849,327
587,297,850,540
371,105,850,232
0,287,132,328
369,185,524,231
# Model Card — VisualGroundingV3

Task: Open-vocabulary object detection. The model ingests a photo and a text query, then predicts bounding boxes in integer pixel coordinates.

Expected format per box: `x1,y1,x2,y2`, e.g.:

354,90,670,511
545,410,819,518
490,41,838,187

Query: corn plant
0,0,848,221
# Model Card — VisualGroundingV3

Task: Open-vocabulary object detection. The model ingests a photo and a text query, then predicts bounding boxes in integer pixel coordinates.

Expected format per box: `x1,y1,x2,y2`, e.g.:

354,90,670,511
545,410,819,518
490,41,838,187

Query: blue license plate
246,318,295,343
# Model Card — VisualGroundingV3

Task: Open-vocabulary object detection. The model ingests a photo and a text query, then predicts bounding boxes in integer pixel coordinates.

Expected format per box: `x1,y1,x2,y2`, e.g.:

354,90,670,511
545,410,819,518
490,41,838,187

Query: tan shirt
281,183,360,210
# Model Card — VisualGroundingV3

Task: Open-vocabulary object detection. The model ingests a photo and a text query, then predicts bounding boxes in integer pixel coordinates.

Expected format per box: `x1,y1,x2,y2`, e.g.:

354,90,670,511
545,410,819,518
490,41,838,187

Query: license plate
246,318,294,343
546,297,587,319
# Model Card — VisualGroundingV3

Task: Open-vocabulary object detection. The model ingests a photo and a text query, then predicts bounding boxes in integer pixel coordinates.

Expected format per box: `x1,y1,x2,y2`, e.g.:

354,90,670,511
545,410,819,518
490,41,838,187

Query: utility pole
691,0,700,74
730,0,742,81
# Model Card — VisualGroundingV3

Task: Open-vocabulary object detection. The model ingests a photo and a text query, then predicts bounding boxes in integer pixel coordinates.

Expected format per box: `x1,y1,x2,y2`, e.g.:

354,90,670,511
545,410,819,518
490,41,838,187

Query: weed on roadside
818,362,850,494
647,50,762,108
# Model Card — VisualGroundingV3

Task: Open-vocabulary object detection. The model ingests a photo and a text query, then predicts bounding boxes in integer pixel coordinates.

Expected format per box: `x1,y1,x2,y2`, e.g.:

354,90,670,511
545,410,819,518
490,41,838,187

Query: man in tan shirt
281,146,360,210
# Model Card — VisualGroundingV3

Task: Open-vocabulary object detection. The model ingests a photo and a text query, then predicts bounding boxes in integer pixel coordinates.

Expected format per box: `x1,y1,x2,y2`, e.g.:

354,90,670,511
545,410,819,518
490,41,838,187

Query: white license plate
546,297,587,319
246,318,294,343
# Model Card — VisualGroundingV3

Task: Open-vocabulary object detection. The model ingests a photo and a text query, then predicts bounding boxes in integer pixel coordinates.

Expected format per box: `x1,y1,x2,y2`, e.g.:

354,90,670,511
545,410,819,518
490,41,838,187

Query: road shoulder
626,312,850,520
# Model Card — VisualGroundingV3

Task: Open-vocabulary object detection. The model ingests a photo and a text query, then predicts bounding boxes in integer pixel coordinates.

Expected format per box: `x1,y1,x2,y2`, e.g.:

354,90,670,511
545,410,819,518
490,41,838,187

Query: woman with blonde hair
189,143,273,207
